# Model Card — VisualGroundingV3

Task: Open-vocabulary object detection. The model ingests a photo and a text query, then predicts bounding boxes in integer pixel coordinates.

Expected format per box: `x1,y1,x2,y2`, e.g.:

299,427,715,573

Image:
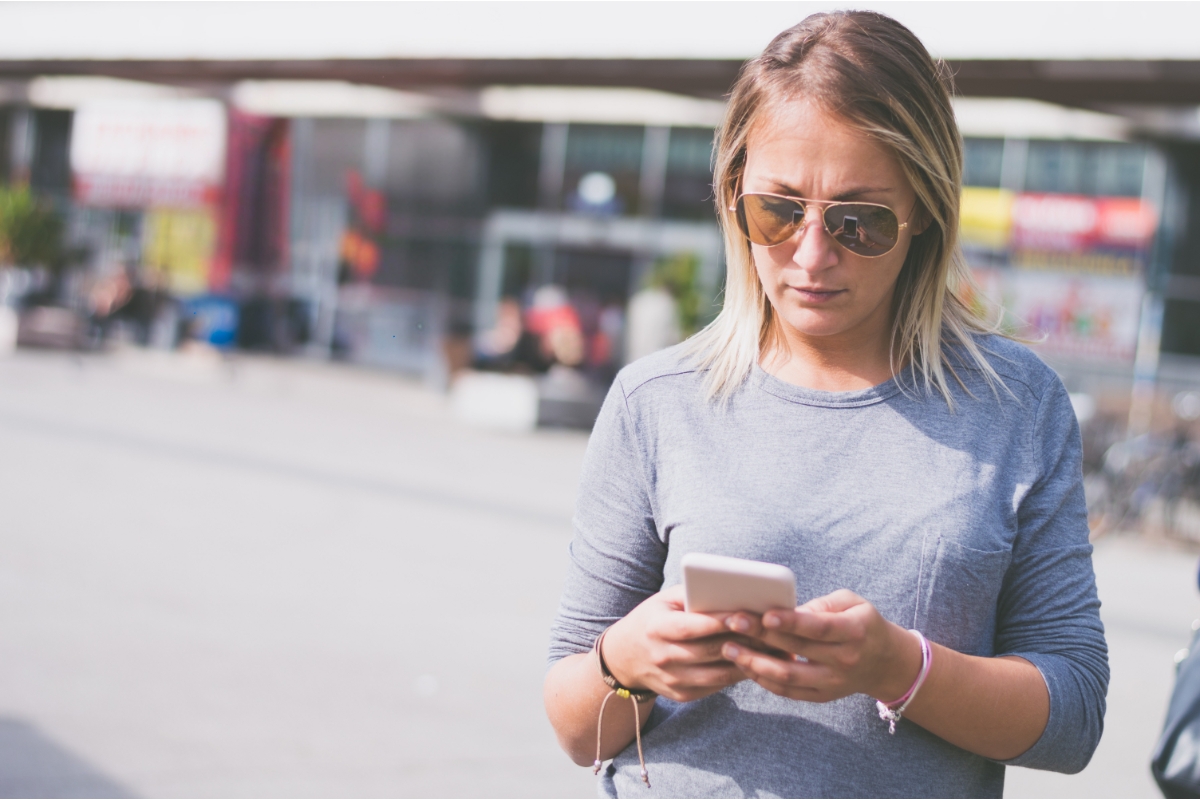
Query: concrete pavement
0,348,1193,798
0,349,597,797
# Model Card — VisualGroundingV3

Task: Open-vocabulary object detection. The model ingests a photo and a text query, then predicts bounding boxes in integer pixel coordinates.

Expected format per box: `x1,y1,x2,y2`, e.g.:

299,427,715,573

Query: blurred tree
646,252,702,335
0,185,66,271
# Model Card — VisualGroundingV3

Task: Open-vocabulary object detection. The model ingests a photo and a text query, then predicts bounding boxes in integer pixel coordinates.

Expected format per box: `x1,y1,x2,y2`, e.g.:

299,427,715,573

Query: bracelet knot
875,629,933,735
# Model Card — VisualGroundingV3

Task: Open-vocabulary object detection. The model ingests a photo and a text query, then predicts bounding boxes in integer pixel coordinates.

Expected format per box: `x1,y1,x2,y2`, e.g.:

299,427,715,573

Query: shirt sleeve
994,375,1109,773
547,377,668,665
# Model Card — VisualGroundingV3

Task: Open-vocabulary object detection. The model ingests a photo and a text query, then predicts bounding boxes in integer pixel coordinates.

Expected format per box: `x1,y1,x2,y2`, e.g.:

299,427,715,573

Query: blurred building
0,79,725,386
2,2,1200,423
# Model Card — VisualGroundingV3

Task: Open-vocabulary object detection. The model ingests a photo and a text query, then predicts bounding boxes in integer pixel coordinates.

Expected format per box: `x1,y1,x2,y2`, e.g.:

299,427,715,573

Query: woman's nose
790,214,839,272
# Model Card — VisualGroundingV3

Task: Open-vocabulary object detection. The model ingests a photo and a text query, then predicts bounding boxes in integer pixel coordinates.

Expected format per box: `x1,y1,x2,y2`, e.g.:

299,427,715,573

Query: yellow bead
617,688,630,699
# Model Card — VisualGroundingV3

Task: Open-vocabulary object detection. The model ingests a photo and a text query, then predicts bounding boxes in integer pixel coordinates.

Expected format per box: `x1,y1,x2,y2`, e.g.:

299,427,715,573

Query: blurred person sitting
110,268,176,347
84,267,132,347
473,296,549,374
624,282,681,364
525,284,585,369
587,299,626,380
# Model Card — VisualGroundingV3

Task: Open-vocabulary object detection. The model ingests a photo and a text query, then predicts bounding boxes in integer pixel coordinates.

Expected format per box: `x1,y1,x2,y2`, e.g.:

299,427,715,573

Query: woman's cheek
752,250,789,299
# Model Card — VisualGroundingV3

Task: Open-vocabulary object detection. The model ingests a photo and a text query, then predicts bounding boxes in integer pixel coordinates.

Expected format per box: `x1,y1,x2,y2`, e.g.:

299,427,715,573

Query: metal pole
534,123,568,287
475,220,506,335
363,118,390,188
1127,146,1172,435
999,137,1028,194
537,123,568,210
9,107,34,186
1129,292,1164,436
638,126,670,219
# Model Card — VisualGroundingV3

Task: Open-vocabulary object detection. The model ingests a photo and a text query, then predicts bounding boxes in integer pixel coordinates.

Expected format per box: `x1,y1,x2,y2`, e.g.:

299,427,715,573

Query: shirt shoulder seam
621,366,701,400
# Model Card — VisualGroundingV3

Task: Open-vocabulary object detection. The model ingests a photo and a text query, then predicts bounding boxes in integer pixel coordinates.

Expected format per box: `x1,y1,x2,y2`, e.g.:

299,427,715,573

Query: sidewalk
1006,535,1198,798
0,349,1191,797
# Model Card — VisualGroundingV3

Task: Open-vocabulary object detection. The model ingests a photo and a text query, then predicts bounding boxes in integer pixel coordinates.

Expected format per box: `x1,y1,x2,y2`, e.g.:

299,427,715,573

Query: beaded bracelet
875,629,933,734
592,627,654,787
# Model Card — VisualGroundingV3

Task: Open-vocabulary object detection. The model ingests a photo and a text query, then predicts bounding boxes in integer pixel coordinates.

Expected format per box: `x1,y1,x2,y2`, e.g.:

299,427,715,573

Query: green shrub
0,185,66,270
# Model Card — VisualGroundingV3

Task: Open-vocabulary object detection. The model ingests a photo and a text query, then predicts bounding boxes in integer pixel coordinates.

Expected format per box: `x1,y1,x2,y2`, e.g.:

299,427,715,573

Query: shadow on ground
0,717,134,798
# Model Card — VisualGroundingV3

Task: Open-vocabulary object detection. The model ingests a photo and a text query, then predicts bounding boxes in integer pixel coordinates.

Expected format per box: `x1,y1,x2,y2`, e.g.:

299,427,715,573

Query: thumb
660,583,686,609
798,589,865,615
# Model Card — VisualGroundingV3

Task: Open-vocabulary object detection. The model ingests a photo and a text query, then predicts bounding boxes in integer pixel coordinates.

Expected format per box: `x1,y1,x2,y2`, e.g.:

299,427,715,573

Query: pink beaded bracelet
875,629,932,734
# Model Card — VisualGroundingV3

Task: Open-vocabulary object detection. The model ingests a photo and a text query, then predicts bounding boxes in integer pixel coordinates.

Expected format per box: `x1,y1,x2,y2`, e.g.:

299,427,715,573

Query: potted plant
0,185,76,349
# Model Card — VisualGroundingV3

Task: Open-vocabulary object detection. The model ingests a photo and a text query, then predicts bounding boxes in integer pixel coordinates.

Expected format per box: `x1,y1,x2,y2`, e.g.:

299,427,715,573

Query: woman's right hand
601,585,748,702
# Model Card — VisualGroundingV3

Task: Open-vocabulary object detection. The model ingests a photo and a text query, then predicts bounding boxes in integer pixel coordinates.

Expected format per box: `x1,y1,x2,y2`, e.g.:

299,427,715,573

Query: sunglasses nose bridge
800,201,847,248
789,205,842,268
789,201,830,241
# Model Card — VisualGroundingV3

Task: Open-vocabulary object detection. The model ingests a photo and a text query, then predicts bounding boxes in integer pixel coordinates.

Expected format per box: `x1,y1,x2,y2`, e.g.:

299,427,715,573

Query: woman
544,10,1108,798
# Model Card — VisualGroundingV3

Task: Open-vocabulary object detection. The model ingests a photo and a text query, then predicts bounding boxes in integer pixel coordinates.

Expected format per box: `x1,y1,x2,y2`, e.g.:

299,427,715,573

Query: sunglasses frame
730,192,910,258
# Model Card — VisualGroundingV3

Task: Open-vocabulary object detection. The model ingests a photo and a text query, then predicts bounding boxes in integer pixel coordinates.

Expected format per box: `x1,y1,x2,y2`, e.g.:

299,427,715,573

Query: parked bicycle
1086,391,1200,542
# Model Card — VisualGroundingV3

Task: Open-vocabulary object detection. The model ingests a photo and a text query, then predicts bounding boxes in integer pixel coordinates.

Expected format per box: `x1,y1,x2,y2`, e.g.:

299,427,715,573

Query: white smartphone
681,552,797,614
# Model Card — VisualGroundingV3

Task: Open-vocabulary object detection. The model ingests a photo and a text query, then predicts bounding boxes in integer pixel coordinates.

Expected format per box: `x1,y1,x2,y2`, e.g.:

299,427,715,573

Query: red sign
1011,194,1158,252
74,174,220,209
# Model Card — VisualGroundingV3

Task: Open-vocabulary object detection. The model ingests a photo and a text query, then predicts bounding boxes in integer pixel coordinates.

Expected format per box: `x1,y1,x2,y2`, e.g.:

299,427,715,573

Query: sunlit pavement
1005,532,1198,799
0,349,1193,798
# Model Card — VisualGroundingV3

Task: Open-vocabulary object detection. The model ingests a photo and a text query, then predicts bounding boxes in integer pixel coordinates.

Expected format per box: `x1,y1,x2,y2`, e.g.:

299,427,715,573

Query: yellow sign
142,209,216,296
959,187,1013,250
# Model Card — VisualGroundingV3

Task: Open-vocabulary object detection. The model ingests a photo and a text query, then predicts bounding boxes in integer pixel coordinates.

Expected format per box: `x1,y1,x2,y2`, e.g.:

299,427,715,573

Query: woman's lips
789,286,846,303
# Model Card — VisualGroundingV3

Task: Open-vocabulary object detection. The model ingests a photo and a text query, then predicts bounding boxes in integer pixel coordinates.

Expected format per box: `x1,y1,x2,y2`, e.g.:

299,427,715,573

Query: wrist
597,620,648,693
873,624,923,703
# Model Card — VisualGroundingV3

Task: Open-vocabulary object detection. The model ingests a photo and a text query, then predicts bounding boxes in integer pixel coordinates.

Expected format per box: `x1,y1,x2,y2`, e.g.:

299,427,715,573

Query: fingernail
764,615,779,628
725,644,741,658
729,617,749,632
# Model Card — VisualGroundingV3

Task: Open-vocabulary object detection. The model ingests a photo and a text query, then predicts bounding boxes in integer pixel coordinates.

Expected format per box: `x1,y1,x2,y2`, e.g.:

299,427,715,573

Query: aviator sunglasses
732,192,910,258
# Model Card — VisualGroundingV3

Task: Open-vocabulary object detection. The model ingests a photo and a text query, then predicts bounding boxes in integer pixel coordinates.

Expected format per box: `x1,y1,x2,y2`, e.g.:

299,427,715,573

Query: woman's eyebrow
831,187,893,201
761,180,893,201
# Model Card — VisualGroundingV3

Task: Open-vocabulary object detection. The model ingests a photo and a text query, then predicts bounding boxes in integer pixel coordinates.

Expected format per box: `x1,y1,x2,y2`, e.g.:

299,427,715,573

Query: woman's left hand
720,589,922,703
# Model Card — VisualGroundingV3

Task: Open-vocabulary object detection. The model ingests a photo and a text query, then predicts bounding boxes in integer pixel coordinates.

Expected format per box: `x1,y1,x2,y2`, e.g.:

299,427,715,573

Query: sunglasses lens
737,194,804,246
823,204,900,256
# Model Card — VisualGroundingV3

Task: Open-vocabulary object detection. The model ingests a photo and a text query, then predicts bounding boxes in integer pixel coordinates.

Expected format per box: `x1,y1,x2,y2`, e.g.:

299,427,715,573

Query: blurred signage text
70,99,227,209
971,269,1143,362
960,189,1158,276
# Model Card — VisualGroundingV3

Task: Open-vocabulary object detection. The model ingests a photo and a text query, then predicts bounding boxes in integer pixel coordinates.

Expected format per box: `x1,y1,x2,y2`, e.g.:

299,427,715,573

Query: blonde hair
689,10,1008,407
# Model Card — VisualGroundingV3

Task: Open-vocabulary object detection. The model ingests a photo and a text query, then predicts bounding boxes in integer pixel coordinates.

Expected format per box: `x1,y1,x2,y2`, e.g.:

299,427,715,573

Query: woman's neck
760,319,896,393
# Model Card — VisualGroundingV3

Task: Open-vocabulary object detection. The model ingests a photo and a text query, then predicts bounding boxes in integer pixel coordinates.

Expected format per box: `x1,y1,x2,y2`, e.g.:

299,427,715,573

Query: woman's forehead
744,100,906,193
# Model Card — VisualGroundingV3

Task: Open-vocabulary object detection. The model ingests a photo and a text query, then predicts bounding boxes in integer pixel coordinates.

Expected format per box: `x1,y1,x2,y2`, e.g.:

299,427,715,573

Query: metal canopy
7,58,1200,107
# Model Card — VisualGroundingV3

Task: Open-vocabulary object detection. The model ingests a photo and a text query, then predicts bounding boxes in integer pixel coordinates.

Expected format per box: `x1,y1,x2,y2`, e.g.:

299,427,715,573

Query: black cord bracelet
593,627,657,703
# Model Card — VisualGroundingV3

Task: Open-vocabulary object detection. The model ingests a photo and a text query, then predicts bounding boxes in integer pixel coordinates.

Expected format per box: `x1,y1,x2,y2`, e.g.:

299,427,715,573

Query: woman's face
741,99,923,347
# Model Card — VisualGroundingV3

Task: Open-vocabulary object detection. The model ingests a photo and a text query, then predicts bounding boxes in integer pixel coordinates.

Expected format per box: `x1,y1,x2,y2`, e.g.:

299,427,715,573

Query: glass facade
1023,140,1145,197
663,127,716,220
962,137,1004,188
561,124,644,215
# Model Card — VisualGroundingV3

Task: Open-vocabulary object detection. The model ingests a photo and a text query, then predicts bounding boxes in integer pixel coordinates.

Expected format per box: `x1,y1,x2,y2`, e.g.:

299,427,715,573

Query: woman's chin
777,311,858,340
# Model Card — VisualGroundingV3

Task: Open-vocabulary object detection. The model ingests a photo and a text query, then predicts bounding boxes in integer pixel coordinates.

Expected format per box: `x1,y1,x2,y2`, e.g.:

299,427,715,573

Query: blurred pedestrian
474,295,552,374
84,267,131,347
624,283,680,364
525,285,585,368
545,11,1107,798
1150,564,1200,797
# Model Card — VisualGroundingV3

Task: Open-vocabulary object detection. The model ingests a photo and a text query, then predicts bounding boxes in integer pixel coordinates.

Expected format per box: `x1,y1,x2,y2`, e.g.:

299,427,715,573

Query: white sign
70,99,226,208
974,268,1144,362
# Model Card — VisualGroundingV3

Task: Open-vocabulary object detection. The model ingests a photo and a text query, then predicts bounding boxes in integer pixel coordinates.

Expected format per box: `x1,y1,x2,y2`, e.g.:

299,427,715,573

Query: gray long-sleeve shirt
548,336,1108,798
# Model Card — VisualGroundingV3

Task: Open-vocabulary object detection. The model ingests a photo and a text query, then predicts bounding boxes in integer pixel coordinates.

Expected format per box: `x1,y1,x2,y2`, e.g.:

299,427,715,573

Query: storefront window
1163,299,1200,357
485,122,541,209
963,137,1004,188
1024,141,1146,197
662,127,715,221
30,109,73,198
562,124,643,215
